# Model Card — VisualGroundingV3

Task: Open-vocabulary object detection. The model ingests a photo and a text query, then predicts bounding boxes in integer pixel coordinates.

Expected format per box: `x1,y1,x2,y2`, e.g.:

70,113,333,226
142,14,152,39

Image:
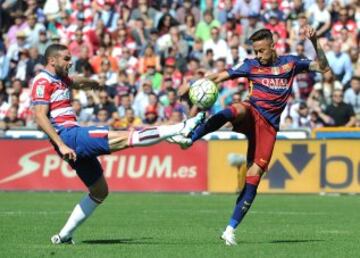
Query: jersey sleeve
31,78,54,105
227,59,251,79
291,55,312,75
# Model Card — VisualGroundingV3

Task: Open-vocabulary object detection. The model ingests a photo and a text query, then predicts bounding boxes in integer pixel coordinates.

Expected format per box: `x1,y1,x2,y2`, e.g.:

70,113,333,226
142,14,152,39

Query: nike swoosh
0,147,52,184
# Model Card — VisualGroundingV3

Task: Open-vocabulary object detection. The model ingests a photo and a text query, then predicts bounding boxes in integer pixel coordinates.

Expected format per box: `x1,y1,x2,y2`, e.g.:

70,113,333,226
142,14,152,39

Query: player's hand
303,25,317,41
178,83,190,96
58,144,77,162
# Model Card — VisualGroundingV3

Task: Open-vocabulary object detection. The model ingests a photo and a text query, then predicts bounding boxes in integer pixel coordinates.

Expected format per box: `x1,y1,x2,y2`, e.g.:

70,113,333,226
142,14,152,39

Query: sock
59,194,99,239
129,123,184,147
191,108,236,142
228,176,261,229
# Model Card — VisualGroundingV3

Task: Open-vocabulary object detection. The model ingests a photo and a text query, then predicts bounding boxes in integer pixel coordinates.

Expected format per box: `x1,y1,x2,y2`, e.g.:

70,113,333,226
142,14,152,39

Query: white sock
225,225,235,233
129,123,184,147
59,194,99,239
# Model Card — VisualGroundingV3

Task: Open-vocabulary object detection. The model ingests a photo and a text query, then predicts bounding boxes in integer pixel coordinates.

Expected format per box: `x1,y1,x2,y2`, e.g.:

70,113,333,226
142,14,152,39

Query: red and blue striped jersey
227,55,311,130
31,70,78,131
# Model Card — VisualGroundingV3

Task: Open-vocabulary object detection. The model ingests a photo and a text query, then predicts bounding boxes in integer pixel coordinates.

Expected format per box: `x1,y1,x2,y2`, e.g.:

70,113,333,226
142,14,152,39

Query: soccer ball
189,79,218,109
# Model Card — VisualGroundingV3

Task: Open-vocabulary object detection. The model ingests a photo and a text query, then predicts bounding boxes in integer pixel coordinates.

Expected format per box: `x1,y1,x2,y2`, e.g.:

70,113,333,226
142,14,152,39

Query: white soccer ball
189,79,219,109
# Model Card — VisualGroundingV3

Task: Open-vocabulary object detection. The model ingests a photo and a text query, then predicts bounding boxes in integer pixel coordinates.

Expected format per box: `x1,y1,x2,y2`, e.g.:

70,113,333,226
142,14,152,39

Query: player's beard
54,64,69,78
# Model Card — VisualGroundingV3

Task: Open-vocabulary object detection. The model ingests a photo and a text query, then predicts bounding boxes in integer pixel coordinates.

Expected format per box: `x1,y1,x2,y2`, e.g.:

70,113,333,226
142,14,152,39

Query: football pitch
1,192,360,258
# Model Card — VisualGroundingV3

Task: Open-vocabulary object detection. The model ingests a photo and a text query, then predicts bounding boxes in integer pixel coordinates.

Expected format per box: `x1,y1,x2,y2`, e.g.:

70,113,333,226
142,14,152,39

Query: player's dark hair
44,44,68,65
249,29,273,43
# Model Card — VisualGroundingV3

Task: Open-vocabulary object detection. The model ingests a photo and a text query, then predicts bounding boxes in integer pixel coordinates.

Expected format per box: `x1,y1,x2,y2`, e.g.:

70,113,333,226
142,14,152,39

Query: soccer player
176,26,330,245
31,44,204,244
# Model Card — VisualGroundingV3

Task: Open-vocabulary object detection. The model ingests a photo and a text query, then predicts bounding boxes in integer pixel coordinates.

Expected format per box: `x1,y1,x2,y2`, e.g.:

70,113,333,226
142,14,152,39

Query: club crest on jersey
271,67,280,75
36,85,45,98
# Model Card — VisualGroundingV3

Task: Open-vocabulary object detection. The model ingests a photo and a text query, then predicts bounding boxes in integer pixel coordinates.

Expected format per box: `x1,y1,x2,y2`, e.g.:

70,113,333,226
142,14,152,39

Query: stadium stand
0,0,359,137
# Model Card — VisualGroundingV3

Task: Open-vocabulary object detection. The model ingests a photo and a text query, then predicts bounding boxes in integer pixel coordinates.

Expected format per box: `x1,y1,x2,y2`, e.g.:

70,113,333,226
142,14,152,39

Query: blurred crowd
0,0,359,132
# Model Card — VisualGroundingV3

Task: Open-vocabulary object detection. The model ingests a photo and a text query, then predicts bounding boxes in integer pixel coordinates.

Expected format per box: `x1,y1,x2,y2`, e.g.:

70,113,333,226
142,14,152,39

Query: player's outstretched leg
170,106,243,148
108,112,205,151
221,165,262,246
51,175,108,244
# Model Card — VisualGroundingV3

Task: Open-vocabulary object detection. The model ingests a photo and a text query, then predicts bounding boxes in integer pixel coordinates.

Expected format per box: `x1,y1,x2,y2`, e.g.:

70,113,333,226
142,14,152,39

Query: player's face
54,50,72,78
252,39,275,65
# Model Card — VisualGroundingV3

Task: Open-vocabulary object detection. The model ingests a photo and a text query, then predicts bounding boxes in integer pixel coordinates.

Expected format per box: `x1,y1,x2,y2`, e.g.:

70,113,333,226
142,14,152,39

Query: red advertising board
0,140,207,192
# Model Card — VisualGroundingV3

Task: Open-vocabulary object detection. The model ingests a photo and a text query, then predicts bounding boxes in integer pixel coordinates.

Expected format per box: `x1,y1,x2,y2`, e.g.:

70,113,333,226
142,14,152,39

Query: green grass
0,192,360,258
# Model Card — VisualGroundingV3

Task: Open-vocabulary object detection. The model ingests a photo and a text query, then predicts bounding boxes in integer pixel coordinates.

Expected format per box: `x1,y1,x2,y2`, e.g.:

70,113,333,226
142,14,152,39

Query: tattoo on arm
315,41,330,72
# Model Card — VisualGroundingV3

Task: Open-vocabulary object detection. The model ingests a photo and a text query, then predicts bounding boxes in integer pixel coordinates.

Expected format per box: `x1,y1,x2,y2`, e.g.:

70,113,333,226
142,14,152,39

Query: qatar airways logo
261,78,289,90
0,148,197,184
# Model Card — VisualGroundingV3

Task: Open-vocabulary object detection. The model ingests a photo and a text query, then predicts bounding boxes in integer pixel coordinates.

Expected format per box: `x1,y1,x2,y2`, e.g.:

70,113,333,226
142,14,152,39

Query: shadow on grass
242,239,325,245
82,237,157,245
269,240,324,244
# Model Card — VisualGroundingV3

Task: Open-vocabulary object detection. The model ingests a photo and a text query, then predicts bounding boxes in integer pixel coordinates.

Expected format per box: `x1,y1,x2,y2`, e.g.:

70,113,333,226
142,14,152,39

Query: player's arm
178,71,230,96
33,104,77,161
205,70,231,84
70,76,101,91
304,25,331,73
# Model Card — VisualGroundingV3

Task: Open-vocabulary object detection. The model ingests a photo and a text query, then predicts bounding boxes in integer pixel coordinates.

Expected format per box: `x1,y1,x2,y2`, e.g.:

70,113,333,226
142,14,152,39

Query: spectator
203,27,229,61
37,30,51,55
90,108,109,126
132,80,153,119
93,90,117,120
153,3,177,29
0,47,10,82
349,47,360,77
113,107,142,129
178,14,197,47
217,0,235,24
195,9,221,42
168,108,184,124
313,71,343,105
68,29,94,59
156,12,179,36
143,105,159,125
7,31,30,62
307,0,331,37
293,43,315,100
0,91,10,121
92,58,117,87
263,0,285,22
90,44,118,74
0,105,25,130
94,0,119,32
118,94,133,118
25,47,45,82
130,0,159,25
162,57,183,89
138,44,161,74
6,11,29,46
315,89,356,127
130,18,150,50
176,0,201,24
326,40,353,87
344,76,360,115
24,14,46,47
164,88,186,120
232,0,261,21
264,14,287,40
307,83,328,112
332,7,357,41
292,102,311,128
72,99,93,126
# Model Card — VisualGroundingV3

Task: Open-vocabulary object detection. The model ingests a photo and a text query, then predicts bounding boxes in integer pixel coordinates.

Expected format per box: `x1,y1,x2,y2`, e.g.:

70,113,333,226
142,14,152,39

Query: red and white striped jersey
31,70,78,130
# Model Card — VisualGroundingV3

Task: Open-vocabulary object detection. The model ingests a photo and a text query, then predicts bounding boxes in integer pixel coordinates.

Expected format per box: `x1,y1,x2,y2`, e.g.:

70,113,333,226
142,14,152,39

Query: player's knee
89,176,109,202
246,163,264,177
231,103,246,119
90,186,109,203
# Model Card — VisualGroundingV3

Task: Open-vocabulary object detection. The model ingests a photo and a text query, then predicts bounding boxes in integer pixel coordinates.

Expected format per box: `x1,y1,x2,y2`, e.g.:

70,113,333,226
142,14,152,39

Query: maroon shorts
231,102,277,171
